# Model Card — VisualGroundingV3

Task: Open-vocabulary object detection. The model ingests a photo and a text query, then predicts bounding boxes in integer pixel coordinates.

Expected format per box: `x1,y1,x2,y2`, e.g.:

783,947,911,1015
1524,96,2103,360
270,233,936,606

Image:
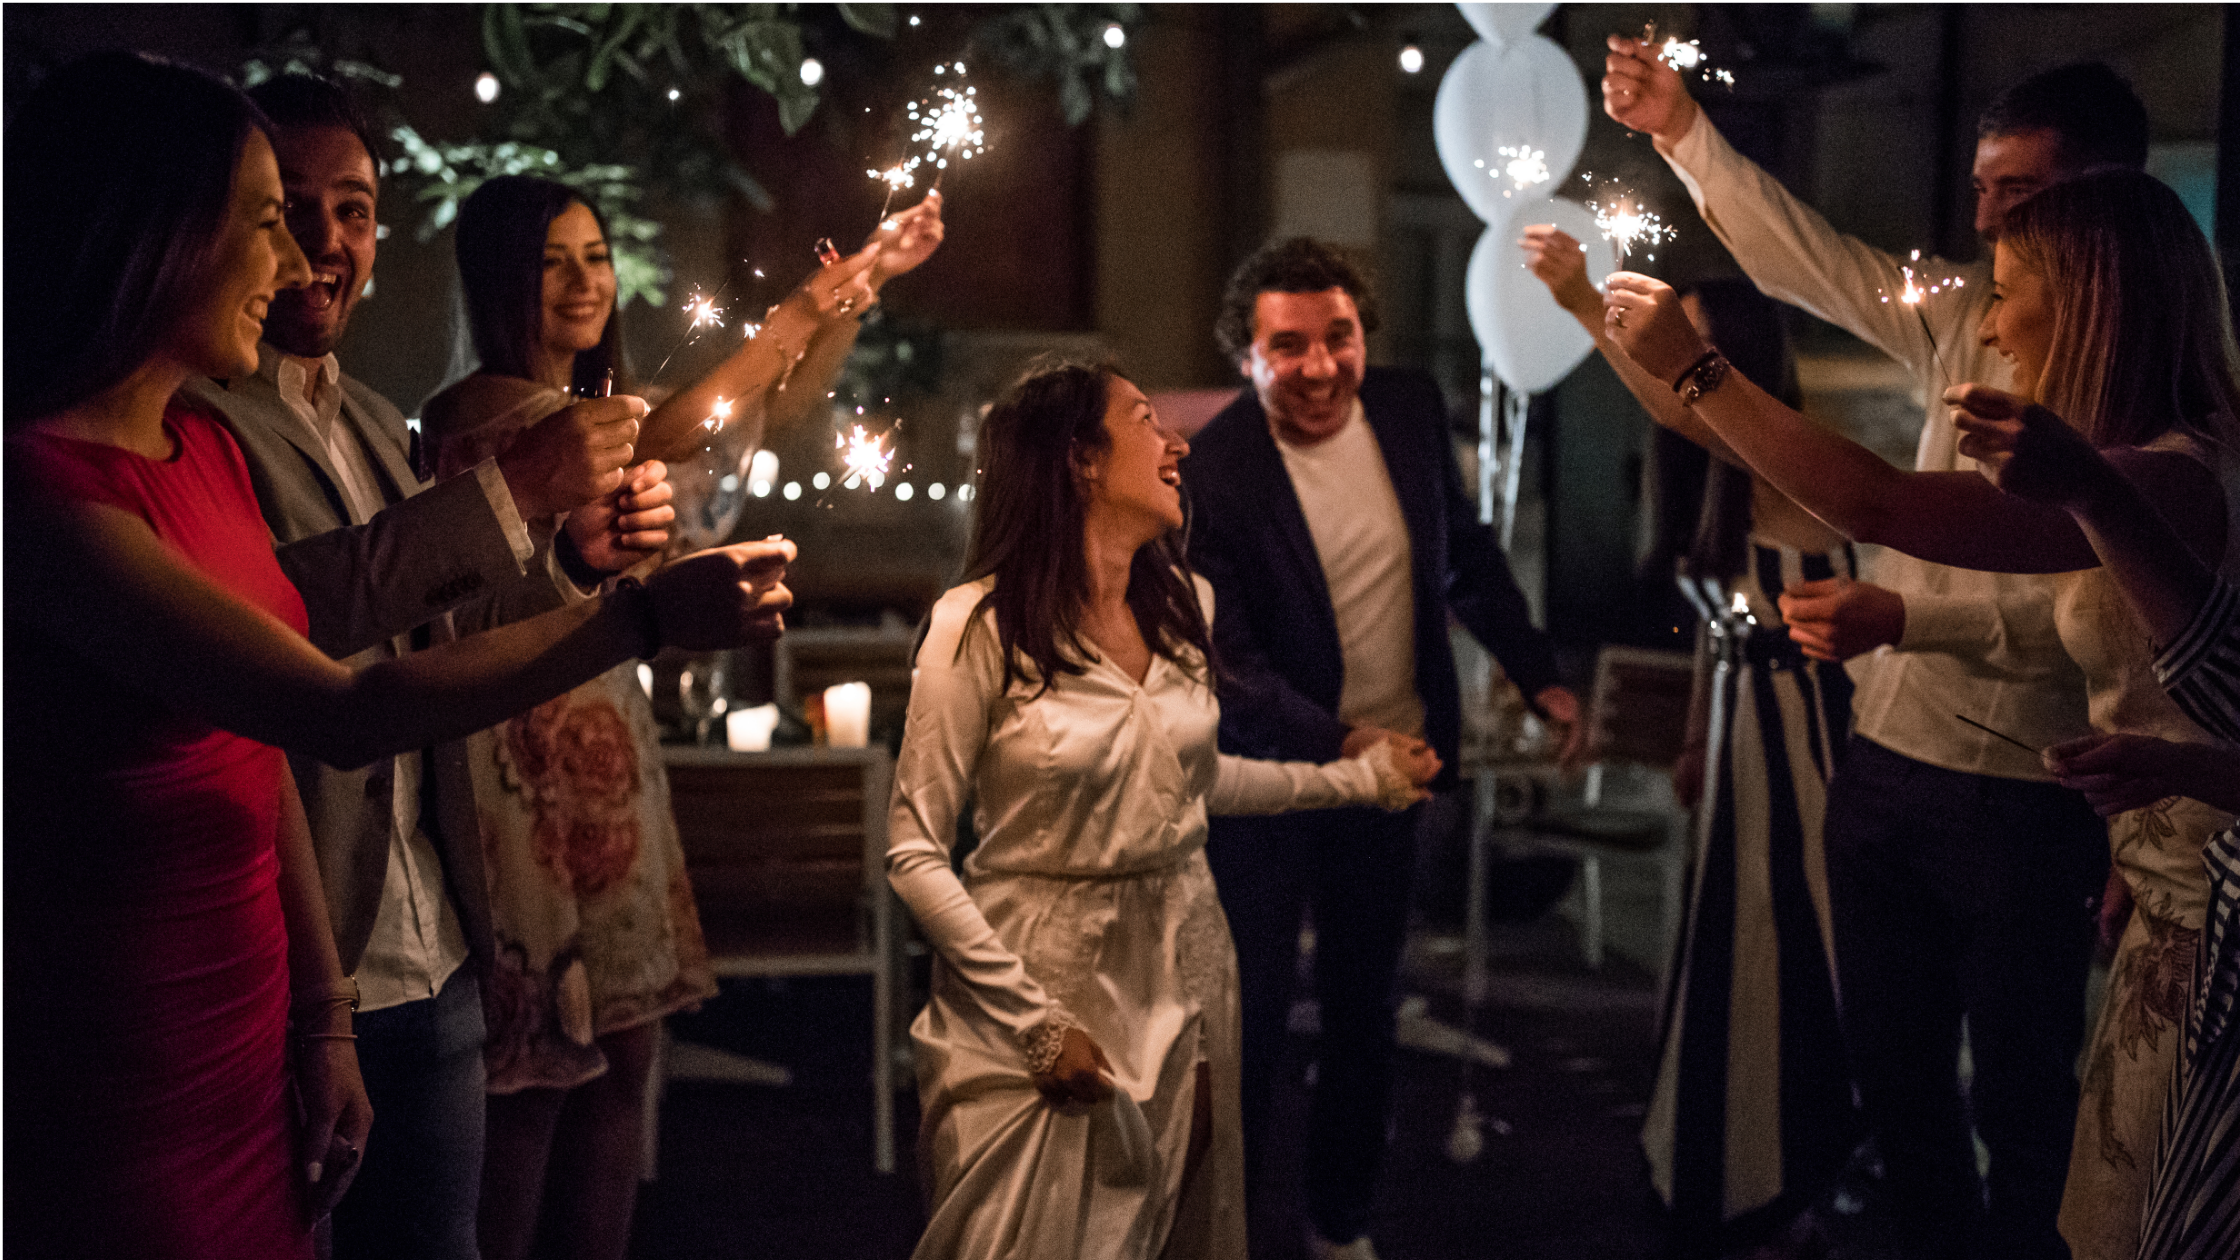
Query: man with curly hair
1185,237,1582,1260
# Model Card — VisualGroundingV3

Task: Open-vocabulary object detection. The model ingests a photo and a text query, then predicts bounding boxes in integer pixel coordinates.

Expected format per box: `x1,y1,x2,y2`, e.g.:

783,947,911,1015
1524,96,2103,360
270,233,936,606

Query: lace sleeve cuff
1016,1007,1081,1076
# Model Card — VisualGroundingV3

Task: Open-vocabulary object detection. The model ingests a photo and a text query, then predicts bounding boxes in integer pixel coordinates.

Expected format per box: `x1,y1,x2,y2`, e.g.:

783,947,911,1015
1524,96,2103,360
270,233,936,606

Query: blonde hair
2002,169,2240,451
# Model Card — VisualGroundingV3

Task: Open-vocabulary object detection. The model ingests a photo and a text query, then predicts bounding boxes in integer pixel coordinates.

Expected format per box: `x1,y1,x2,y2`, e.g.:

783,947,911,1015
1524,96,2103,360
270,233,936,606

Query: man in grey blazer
183,74,673,1259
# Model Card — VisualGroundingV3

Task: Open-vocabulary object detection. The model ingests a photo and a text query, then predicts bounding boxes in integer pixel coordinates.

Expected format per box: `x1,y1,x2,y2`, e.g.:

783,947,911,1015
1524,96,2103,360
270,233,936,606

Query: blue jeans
331,971,488,1260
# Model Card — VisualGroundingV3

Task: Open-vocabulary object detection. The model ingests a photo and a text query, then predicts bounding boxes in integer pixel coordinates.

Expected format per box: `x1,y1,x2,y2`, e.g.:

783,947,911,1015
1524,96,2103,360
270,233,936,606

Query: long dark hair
960,359,1216,696
1641,278,1801,583
5,51,271,425
2002,169,2240,451
454,175,632,395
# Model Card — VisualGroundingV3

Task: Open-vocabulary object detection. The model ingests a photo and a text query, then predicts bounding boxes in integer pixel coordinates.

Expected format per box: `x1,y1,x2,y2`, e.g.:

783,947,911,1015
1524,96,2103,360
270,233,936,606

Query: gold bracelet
290,978,360,1014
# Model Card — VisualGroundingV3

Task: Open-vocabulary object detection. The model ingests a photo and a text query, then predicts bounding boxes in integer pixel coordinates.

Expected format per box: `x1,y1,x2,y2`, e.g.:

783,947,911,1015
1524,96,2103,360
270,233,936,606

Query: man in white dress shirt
184,74,668,1258
1603,51,2147,1258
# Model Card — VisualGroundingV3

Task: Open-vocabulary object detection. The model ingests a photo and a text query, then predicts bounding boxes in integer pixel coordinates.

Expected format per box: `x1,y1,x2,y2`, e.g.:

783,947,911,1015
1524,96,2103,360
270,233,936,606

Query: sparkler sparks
1878,250,1967,385
837,424,894,490
683,292,725,332
701,396,735,434
909,83,985,172
1495,145,1551,196
868,159,920,192
1645,24,1737,89
1583,179,1673,262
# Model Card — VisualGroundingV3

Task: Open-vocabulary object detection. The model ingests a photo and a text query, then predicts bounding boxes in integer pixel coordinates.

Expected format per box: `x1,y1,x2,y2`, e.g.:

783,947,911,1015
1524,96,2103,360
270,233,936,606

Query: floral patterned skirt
468,664,718,1094
2060,794,2232,1260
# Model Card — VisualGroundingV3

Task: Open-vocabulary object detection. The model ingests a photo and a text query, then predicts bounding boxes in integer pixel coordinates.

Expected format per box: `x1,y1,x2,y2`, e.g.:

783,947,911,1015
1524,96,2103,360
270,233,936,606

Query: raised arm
1953,388,2222,641
1519,223,1743,465
1602,35,1979,375
10,470,793,770
1600,272,2195,574
638,192,946,464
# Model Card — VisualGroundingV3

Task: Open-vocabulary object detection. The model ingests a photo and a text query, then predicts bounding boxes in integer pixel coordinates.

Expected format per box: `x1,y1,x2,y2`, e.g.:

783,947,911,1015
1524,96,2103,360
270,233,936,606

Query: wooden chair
1469,645,1696,971
649,746,902,1174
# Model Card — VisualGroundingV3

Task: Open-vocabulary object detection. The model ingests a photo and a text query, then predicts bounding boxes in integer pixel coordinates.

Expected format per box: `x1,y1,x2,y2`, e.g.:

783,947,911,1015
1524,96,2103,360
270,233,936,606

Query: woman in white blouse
887,361,1435,1259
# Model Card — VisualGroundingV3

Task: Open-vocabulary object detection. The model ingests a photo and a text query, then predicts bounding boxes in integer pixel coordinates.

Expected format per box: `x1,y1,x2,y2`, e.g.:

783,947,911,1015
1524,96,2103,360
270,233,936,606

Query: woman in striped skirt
1523,239,1861,1253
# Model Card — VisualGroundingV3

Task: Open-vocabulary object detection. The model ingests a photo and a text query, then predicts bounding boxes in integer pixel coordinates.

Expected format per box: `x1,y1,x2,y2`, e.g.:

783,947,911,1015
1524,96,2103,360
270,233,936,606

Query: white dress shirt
1661,114,2093,780
269,351,471,1011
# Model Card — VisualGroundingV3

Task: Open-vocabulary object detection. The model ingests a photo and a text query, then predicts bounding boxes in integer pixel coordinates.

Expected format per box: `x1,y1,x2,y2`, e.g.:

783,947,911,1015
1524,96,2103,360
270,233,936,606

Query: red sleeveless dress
7,402,313,1258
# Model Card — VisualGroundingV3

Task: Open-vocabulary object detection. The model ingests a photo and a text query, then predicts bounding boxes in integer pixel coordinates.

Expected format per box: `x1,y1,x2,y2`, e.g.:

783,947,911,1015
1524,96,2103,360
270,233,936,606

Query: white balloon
1432,36,1589,225
1466,197,1617,395
1455,3,1555,49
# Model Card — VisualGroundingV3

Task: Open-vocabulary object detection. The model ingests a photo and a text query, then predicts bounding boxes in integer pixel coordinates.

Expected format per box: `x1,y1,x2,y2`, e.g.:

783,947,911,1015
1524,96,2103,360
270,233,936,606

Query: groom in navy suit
1185,238,1580,1260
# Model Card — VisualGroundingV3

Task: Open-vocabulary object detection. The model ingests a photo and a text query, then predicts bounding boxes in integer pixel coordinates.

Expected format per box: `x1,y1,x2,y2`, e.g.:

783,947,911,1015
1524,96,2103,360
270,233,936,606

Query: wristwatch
1673,350,1730,407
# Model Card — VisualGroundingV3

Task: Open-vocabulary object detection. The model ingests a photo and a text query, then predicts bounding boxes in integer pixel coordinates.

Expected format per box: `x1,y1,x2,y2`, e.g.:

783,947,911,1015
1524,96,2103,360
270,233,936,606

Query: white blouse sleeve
884,589,1078,1071
1207,741,1417,816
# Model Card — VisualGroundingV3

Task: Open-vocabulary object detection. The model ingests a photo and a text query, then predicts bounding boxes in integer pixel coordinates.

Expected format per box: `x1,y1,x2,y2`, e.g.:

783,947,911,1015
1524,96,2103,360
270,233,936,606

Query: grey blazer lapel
335,387,418,504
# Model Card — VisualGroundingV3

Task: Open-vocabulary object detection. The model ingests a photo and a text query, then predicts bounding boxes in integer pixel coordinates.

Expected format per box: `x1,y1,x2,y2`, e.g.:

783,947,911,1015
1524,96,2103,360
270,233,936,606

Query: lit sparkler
1878,249,1967,385
837,424,894,490
1584,180,1673,262
701,396,735,434
683,291,725,332
1646,24,1736,90
906,63,985,191
1495,145,1551,197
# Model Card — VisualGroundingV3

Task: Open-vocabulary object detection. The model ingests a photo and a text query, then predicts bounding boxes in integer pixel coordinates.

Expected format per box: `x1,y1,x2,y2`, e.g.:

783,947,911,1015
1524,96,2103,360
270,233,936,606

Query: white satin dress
887,576,1398,1260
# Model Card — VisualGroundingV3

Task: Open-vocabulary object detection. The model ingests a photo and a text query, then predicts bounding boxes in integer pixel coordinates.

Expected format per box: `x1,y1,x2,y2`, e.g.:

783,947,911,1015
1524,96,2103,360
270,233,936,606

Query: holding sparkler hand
1602,272,1710,383
1947,384,2107,509
645,536,798,647
870,188,946,286
1601,33,1697,145
565,459,677,574
1519,225,1603,326
493,393,646,520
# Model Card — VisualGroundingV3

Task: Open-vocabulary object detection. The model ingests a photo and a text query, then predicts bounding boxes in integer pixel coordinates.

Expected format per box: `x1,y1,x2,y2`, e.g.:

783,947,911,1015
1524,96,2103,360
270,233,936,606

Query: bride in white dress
886,362,1434,1259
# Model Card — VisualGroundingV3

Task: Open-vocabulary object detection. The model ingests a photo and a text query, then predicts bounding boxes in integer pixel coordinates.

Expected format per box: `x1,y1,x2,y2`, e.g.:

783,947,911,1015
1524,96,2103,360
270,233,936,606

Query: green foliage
974,4,1143,126
238,31,401,92
478,4,876,211
387,126,672,308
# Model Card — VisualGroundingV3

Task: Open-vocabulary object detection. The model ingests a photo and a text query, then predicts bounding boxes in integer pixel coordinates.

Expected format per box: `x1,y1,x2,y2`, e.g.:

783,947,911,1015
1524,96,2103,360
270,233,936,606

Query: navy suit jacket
1183,367,1559,789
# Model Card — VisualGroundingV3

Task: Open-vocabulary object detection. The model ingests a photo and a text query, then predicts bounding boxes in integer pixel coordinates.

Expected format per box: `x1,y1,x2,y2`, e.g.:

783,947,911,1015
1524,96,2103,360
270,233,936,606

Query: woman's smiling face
539,201,616,365
1082,375,1190,541
170,130,311,380
1981,240,2056,400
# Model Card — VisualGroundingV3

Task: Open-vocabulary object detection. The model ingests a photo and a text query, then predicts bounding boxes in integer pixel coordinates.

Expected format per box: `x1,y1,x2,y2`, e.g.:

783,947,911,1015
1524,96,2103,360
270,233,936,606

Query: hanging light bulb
799,57,825,87
1398,42,1426,74
474,72,500,104
1102,22,1126,50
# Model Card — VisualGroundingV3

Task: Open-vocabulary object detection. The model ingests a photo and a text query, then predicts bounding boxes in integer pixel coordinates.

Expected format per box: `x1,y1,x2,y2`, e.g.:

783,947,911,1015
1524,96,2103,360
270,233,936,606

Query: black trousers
1823,736,2107,1260
1208,802,1421,1248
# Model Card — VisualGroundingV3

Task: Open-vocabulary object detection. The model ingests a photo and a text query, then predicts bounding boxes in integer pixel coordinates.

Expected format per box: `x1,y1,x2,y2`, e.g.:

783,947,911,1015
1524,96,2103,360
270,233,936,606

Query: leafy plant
478,4,899,212
973,3,1142,125
386,127,671,307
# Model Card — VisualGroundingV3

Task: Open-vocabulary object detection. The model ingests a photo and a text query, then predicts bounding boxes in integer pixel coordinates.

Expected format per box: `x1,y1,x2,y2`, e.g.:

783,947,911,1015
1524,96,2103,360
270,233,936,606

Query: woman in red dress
4,54,796,1258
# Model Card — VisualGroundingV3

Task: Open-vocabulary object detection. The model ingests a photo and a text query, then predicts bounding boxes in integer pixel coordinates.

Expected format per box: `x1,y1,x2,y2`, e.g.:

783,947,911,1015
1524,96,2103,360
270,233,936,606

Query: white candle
823,681,872,748
725,703,780,752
